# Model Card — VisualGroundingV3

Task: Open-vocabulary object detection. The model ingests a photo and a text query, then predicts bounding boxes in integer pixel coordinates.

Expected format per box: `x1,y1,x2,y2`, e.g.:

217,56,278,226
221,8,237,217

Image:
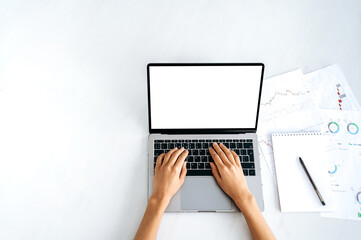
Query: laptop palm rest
181,177,232,211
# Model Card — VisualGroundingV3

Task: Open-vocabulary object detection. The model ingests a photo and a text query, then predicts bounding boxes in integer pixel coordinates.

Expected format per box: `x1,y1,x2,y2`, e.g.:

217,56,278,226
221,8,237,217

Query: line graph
257,69,324,179
259,139,273,151
261,89,310,106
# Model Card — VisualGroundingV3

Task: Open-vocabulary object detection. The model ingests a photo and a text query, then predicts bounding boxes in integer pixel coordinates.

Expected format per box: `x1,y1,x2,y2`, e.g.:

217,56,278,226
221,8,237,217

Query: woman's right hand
209,142,253,206
210,142,276,240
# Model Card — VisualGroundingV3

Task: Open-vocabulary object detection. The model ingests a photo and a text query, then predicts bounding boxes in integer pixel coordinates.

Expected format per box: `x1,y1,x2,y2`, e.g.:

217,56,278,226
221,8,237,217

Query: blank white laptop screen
149,65,263,129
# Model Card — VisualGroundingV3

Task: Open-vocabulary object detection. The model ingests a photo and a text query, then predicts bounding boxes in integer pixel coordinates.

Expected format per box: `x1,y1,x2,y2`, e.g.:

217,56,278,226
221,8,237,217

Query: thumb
210,162,222,186
179,162,187,182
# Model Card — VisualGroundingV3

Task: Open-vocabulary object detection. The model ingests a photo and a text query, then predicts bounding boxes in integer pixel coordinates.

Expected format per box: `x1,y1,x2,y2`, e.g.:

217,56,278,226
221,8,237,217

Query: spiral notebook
272,132,334,212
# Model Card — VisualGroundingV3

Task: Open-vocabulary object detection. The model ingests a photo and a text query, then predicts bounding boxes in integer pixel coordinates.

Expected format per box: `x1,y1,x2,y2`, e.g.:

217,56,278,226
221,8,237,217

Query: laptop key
154,150,163,156
154,144,160,149
195,156,201,162
198,163,205,169
192,150,199,155
169,143,175,149
186,163,190,169
230,143,236,148
243,155,249,162
199,150,206,155
201,156,208,162
191,163,197,169
237,143,243,148
223,143,229,148
176,143,182,148
244,143,253,148
205,163,211,169
189,143,195,149
249,169,255,176
188,156,194,162
248,149,254,162
187,170,212,176
243,169,248,176
161,143,167,149
241,149,247,155
241,163,255,169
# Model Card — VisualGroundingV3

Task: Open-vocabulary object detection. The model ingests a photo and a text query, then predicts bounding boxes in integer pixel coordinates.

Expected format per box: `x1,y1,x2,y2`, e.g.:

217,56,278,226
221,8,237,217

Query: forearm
134,196,169,240
235,193,275,240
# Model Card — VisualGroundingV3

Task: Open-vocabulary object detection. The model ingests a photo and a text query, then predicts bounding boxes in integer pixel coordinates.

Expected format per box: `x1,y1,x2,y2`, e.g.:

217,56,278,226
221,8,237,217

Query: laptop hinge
150,132,251,135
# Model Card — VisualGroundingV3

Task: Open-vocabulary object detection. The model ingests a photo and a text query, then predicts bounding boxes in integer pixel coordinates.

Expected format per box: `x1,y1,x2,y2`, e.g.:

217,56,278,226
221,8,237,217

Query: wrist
233,191,255,211
149,194,170,212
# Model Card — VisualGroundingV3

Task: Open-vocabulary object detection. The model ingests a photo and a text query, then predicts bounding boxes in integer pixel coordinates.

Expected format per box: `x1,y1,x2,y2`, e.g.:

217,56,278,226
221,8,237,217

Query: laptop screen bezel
147,63,264,134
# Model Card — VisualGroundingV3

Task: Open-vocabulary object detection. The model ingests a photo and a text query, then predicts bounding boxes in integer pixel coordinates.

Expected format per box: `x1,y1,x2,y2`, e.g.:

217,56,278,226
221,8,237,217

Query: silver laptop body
147,63,265,212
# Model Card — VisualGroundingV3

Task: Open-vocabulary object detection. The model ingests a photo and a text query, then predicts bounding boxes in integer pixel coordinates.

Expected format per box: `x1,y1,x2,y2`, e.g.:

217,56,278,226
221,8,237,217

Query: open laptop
147,63,265,212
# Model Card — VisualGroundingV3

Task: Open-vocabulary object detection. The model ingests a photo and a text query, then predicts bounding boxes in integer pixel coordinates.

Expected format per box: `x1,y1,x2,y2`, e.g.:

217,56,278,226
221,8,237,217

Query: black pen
299,157,326,206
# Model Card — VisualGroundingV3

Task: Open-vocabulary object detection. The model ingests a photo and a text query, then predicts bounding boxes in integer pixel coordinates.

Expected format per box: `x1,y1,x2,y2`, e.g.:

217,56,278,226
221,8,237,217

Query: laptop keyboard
153,139,255,176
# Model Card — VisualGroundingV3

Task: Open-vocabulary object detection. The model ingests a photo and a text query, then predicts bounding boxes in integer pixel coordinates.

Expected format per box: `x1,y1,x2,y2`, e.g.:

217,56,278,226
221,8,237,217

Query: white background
150,65,262,129
1,1,361,239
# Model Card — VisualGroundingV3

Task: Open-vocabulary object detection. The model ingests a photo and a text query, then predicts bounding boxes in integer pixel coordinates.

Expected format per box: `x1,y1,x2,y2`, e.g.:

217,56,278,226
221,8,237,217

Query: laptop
147,63,265,212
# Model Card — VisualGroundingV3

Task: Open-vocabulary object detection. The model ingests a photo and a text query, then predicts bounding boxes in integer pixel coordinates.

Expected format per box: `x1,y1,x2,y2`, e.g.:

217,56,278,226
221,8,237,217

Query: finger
220,143,236,165
155,153,165,172
163,148,178,165
174,149,188,170
231,151,241,166
210,162,222,185
168,147,185,166
179,162,187,181
209,147,224,168
213,142,231,166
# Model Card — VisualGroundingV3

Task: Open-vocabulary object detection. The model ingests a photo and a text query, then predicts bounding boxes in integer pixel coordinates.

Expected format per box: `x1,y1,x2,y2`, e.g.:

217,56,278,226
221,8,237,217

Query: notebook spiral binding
272,132,322,137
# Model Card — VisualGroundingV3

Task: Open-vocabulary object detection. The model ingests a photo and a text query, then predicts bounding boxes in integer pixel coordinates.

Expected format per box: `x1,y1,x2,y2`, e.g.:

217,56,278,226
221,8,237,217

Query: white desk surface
0,1,361,239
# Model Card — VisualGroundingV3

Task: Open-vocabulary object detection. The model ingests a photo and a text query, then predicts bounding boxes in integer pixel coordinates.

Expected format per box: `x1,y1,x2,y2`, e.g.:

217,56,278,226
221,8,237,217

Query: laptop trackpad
181,177,232,211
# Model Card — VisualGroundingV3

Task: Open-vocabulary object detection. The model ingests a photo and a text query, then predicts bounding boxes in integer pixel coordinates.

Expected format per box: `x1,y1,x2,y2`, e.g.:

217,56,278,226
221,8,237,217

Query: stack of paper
258,64,361,220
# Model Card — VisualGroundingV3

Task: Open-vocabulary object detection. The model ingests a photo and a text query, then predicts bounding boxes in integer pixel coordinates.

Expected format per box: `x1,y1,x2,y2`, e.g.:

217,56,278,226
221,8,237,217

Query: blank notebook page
272,133,334,212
